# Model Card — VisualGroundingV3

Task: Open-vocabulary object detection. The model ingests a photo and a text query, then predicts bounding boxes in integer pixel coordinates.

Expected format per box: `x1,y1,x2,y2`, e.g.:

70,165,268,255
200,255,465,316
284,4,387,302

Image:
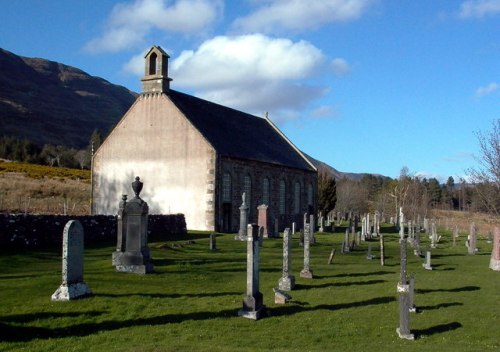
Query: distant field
0,227,497,351
0,161,90,215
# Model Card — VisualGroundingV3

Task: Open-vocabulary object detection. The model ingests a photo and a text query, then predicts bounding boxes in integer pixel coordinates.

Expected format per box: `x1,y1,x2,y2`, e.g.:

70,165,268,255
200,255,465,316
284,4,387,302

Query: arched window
294,182,301,214
279,179,286,215
307,183,313,206
244,175,252,208
149,52,157,75
222,173,231,202
262,177,270,205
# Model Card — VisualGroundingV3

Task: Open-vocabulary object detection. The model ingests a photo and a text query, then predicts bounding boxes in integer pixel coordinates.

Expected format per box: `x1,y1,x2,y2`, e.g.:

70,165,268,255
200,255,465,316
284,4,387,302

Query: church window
262,177,270,205
279,179,286,215
222,173,231,202
149,52,157,75
294,182,301,214
244,175,252,208
307,183,313,206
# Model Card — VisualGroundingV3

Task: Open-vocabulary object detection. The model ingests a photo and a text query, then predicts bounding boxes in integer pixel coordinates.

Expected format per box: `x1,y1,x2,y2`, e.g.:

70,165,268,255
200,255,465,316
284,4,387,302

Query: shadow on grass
0,308,238,342
96,291,240,299
294,279,387,290
0,311,105,323
414,322,462,338
272,296,396,317
328,271,394,278
416,286,480,294
418,302,463,311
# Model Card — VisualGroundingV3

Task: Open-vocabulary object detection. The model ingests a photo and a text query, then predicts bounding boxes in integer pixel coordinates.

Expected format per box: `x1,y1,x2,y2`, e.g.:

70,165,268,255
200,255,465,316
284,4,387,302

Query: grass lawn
0,226,498,352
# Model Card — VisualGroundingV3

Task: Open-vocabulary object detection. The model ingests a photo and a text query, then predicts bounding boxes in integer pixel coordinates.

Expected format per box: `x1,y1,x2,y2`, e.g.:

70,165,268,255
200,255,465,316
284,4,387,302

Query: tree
467,119,500,215
318,170,337,215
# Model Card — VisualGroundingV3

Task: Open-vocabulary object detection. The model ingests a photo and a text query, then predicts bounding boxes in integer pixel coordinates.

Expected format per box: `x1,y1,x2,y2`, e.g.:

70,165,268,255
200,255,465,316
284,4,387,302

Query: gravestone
430,222,438,248
409,273,417,313
453,225,459,246
422,251,433,270
343,229,350,253
413,227,422,257
292,222,296,235
257,204,271,238
278,228,295,291
396,234,414,340
209,233,217,251
273,288,291,305
300,222,313,278
467,222,477,255
237,193,249,241
380,234,385,266
489,227,500,271
52,220,92,301
309,214,316,244
112,176,153,274
238,224,266,320
366,242,375,260
328,248,336,264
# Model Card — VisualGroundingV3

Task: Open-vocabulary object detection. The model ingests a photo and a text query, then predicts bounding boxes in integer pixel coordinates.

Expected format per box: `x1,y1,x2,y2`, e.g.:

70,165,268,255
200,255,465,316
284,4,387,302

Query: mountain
305,153,390,181
0,48,137,148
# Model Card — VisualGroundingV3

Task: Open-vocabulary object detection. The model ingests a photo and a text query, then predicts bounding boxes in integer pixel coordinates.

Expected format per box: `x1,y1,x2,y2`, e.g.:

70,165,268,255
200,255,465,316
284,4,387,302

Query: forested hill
0,48,137,148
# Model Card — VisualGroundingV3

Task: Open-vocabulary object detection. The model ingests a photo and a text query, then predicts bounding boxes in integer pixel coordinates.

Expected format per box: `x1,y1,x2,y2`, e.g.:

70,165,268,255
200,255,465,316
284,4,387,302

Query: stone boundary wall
0,214,187,249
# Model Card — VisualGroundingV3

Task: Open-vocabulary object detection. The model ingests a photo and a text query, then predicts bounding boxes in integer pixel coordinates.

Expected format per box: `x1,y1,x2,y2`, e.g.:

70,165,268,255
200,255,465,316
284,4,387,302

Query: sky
0,0,498,182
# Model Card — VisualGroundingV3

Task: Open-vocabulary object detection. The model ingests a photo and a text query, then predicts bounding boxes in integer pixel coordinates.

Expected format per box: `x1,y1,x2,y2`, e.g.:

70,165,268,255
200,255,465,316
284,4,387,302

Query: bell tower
141,45,172,93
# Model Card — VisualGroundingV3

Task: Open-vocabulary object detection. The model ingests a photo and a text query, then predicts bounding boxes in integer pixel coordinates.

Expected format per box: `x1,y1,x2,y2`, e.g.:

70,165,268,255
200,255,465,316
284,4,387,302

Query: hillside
0,48,137,148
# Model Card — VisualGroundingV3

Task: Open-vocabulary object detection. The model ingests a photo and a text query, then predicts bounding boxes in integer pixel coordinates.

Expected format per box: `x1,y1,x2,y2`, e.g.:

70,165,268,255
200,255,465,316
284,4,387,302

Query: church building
91,46,317,232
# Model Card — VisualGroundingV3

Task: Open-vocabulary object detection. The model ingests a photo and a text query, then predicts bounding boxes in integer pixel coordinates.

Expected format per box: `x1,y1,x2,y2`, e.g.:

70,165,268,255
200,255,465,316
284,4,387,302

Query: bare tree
467,119,500,215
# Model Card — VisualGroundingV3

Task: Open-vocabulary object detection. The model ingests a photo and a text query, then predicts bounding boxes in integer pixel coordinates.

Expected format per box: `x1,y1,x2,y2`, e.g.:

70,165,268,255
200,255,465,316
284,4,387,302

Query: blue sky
0,0,498,181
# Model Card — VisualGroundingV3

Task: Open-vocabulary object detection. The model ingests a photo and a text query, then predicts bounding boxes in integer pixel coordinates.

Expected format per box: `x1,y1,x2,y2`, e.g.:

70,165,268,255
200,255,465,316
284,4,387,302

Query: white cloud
168,34,329,122
475,82,499,97
310,105,337,119
331,58,351,76
232,0,374,33
122,52,146,75
83,0,222,53
458,0,500,18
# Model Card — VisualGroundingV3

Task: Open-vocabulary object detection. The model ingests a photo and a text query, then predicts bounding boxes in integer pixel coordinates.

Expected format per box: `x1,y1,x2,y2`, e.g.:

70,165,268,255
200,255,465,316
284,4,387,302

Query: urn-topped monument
112,176,153,274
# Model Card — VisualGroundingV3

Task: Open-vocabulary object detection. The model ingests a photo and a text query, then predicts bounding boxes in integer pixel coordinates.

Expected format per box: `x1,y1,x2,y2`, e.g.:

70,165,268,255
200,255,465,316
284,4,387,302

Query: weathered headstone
300,222,313,278
422,250,433,270
309,214,316,244
52,220,92,301
273,288,291,305
112,177,153,274
489,227,500,271
343,229,350,253
396,234,414,340
430,222,438,248
366,242,375,260
209,233,217,251
409,273,417,313
467,222,477,255
380,234,385,266
257,204,271,238
237,192,249,241
278,228,295,291
328,248,336,264
292,222,296,236
238,224,266,320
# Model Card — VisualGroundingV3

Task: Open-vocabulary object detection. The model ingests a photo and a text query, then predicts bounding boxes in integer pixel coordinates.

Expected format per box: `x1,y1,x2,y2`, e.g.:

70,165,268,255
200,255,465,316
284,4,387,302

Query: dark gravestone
113,177,153,274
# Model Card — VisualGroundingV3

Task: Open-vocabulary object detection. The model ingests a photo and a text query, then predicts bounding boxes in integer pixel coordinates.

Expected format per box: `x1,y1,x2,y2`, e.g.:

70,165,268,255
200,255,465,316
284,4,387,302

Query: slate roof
167,89,316,172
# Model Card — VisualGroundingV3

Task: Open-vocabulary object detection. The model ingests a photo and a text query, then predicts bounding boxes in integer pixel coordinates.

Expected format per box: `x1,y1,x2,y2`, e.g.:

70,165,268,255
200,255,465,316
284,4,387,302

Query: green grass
0,227,498,351
0,161,90,180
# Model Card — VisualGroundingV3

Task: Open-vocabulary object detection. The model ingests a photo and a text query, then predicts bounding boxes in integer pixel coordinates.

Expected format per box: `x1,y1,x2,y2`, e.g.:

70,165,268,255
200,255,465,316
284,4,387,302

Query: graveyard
0,223,498,351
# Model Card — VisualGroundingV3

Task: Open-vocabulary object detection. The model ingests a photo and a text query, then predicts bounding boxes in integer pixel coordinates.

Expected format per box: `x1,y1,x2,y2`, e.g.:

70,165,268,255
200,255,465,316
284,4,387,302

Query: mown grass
0,226,498,352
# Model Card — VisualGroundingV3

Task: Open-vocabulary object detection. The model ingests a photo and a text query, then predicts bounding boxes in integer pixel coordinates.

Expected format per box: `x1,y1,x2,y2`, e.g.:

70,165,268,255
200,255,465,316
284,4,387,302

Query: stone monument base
239,294,266,320
278,275,295,291
115,264,153,274
51,282,92,301
300,269,313,279
490,258,500,271
396,328,415,340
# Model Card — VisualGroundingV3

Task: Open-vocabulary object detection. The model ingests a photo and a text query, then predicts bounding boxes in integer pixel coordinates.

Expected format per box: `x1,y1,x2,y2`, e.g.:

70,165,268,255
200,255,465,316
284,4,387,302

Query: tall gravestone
467,222,477,255
237,193,249,241
257,204,271,238
300,222,313,278
52,220,92,301
238,224,266,320
490,227,500,271
278,228,295,290
396,234,414,340
380,234,385,266
112,177,153,274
